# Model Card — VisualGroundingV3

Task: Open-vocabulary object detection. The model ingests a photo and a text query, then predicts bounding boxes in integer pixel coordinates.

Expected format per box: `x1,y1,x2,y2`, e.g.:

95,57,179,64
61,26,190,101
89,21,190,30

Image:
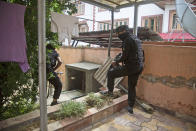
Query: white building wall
94,7,99,31
78,3,176,33
114,7,135,28
94,4,165,32
77,3,94,31
94,8,111,30
95,7,134,29
138,4,164,26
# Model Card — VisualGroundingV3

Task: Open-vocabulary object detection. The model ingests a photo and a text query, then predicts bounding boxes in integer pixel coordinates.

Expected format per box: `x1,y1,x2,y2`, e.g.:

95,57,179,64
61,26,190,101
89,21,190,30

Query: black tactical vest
46,50,59,72
122,33,144,67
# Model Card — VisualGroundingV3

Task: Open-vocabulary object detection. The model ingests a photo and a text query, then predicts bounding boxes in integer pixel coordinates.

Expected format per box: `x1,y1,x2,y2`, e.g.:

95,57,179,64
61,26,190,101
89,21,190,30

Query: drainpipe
133,4,138,36
38,0,48,131
108,10,114,57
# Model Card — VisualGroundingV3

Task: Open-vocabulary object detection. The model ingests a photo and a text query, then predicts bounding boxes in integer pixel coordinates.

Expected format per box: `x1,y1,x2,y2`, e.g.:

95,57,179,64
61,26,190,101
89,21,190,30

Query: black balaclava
116,25,130,41
118,31,129,41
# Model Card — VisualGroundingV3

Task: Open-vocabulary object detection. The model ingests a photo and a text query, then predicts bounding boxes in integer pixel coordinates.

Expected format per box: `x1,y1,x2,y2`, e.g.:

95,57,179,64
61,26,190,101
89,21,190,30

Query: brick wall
58,42,196,116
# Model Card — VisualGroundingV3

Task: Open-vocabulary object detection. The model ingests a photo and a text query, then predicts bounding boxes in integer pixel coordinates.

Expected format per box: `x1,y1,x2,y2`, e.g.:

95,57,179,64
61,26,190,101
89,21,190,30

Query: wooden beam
126,0,133,3
105,0,120,6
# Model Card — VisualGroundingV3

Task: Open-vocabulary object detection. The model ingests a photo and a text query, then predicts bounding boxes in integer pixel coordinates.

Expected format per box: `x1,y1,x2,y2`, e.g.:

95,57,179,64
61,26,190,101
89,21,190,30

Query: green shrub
85,93,104,109
1,98,39,120
0,0,77,120
56,101,86,119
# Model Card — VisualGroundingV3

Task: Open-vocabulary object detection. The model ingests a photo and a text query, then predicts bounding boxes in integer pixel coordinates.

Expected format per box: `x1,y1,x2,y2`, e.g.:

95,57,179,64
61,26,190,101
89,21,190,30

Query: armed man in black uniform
46,44,62,106
106,25,144,114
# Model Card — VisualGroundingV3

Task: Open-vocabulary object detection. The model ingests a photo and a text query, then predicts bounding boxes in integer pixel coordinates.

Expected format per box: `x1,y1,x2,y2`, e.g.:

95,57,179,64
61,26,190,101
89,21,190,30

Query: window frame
141,14,163,33
73,2,85,16
168,10,183,32
168,7,196,32
98,7,107,12
97,18,129,31
79,21,89,32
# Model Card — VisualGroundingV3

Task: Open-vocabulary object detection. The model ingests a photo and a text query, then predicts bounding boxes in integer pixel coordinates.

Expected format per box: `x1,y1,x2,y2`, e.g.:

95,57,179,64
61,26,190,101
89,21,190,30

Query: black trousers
107,65,142,107
48,72,62,99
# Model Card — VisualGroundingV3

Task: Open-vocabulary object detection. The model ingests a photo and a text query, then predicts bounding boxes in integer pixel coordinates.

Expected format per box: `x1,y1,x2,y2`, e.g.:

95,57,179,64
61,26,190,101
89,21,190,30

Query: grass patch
55,100,87,119
19,101,87,130
85,91,123,109
85,93,105,109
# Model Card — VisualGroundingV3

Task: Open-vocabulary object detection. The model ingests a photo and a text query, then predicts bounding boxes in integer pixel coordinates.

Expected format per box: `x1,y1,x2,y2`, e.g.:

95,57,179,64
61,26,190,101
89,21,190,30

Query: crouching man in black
106,25,144,114
46,44,62,106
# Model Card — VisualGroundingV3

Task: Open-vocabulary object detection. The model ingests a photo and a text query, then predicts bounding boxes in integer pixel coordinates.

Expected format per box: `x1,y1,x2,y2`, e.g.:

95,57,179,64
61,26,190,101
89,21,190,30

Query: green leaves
0,0,77,120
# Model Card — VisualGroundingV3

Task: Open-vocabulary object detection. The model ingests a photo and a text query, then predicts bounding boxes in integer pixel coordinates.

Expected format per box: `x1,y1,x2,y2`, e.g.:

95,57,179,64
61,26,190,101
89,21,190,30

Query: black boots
50,101,58,106
100,90,113,96
127,106,133,114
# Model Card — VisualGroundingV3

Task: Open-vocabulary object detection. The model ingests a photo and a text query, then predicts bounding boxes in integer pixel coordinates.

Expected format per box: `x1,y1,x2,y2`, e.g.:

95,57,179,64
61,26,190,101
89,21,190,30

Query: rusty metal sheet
94,57,123,89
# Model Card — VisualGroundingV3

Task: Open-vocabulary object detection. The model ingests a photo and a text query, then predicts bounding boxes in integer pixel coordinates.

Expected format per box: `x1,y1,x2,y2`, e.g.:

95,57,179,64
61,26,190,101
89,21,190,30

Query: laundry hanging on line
0,1,30,73
51,12,79,44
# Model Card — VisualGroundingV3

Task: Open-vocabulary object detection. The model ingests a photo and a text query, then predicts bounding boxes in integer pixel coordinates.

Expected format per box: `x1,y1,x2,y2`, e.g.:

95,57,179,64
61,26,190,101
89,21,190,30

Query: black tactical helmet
46,44,55,50
115,25,129,33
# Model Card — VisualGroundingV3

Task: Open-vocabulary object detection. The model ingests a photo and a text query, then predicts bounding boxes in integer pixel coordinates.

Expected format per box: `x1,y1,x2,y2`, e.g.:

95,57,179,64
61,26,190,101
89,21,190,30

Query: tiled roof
160,32,196,42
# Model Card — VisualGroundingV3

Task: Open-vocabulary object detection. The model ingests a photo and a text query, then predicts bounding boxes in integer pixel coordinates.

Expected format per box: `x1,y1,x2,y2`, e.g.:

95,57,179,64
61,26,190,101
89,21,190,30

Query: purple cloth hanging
0,1,30,73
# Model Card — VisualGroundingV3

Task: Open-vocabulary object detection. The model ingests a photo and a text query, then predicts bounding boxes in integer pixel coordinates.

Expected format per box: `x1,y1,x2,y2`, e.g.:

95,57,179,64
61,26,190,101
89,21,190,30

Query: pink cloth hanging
0,1,30,72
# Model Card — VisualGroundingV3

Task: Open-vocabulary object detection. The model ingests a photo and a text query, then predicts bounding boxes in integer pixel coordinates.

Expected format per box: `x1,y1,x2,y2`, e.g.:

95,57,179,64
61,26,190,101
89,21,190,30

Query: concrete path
83,107,196,131
47,90,85,106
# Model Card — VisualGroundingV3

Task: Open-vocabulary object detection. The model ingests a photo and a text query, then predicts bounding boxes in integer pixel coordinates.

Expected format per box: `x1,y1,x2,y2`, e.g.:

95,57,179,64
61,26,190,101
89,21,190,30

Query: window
114,19,129,29
144,19,148,27
150,19,154,30
73,2,85,16
98,8,107,12
99,23,104,30
120,21,122,26
98,18,129,31
80,27,86,32
169,10,182,32
156,18,160,33
104,24,106,30
141,15,163,33
100,24,102,30
79,22,89,32
172,14,177,28
107,24,109,30
115,22,118,28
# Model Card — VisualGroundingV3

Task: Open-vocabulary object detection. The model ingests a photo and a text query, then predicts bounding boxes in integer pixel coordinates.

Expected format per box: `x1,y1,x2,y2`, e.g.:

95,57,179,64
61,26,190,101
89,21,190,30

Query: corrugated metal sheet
94,57,123,89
